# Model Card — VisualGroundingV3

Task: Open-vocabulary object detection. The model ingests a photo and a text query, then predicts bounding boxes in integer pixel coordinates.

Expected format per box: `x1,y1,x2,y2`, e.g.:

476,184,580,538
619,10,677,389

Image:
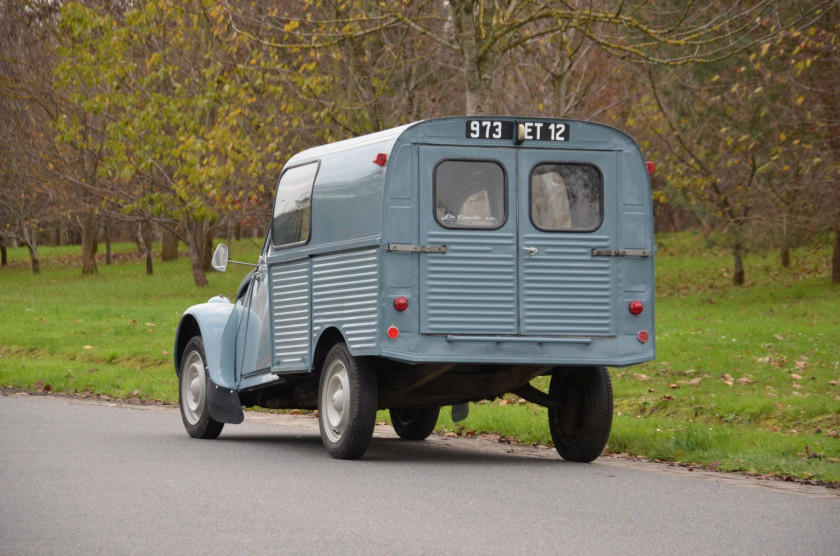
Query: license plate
465,120,570,142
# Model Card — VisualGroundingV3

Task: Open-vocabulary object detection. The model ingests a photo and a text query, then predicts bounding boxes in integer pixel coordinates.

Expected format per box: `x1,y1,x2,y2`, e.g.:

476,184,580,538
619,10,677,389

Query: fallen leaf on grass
790,373,802,380
661,395,675,401
669,383,679,389
720,374,734,387
756,356,771,364
633,373,650,382
827,431,838,439
737,377,756,385
83,345,94,350
444,432,458,438
132,389,141,396
795,360,809,370
773,334,785,341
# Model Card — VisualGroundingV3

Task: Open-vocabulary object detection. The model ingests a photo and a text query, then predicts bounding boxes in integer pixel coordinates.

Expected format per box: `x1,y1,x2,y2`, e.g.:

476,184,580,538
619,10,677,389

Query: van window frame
528,161,604,233
432,158,508,231
270,160,320,250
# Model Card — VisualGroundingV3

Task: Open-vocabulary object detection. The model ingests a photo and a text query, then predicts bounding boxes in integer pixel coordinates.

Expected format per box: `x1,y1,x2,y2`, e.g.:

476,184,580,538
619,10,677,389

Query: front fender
174,296,244,424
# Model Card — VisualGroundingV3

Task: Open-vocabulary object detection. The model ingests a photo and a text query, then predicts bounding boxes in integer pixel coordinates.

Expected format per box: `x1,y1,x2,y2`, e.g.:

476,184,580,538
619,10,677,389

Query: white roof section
285,122,419,166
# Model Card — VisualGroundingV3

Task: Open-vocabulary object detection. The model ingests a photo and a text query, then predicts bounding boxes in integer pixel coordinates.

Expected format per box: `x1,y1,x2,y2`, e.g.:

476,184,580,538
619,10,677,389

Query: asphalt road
1,394,838,555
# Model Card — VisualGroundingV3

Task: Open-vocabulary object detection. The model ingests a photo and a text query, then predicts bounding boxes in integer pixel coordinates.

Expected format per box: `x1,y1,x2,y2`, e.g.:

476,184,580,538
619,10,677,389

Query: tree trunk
184,217,210,287
833,225,840,285
135,221,154,275
1,237,7,267
733,242,745,286
161,227,179,261
21,223,40,274
79,213,100,275
449,0,498,115
104,220,113,265
780,244,791,268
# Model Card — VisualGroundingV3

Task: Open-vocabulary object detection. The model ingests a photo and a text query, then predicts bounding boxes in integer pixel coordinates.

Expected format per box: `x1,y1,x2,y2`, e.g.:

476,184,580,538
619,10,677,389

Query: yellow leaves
284,20,300,32
796,95,805,105
779,132,787,143
759,43,770,57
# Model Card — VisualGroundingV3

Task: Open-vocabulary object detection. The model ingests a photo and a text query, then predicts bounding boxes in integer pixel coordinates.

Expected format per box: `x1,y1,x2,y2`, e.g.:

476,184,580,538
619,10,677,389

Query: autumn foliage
1,0,838,285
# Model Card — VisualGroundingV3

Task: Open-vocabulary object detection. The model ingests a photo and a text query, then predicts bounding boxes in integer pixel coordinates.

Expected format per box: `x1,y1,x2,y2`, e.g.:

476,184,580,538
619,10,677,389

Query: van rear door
418,144,619,339
418,146,518,335
516,148,618,337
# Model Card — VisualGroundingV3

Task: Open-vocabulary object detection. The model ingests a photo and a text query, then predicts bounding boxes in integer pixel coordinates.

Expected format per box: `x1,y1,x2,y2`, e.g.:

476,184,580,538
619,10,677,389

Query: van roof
285,122,418,167
284,117,643,169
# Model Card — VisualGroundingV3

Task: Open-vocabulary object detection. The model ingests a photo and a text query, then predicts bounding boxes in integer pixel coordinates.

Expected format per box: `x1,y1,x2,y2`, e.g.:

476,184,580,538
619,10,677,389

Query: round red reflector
387,326,399,340
629,300,644,315
637,330,649,343
393,296,409,311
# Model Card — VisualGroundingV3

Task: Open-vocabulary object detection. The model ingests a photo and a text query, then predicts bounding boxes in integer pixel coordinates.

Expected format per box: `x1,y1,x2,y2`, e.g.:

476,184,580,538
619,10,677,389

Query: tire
179,336,225,439
318,343,377,459
390,407,440,440
548,366,612,463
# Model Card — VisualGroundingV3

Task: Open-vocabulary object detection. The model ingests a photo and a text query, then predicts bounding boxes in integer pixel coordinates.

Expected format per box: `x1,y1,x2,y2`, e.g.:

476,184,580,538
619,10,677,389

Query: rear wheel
318,343,377,459
548,366,612,463
179,336,224,439
390,407,440,440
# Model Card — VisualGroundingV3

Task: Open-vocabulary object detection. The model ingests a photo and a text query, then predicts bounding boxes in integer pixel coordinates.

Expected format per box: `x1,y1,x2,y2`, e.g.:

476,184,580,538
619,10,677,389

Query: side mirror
211,244,229,272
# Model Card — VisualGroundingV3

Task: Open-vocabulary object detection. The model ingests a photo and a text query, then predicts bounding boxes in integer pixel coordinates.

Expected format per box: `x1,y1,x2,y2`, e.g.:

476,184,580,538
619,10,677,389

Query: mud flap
207,379,244,424
451,403,469,423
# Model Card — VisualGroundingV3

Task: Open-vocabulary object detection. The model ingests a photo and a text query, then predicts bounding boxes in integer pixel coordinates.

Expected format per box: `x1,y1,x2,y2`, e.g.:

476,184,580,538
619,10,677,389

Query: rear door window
434,160,506,229
271,162,319,247
531,163,602,231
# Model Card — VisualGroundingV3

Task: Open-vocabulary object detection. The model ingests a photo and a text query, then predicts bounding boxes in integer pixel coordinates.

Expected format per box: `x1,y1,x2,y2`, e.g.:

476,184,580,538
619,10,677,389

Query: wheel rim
181,350,206,426
322,358,350,443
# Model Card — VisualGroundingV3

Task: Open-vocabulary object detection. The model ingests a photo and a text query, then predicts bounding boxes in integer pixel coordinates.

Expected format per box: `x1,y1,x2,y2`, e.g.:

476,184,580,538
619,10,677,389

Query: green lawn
1,232,838,483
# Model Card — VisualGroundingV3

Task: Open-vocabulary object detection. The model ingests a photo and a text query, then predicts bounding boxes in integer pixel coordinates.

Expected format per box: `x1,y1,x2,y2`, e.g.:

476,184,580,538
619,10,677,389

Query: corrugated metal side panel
521,234,613,336
312,249,380,351
270,262,311,370
422,231,517,334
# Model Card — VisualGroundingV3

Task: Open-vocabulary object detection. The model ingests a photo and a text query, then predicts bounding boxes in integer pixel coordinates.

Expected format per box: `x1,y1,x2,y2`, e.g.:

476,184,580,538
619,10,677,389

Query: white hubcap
181,351,206,426
322,359,350,443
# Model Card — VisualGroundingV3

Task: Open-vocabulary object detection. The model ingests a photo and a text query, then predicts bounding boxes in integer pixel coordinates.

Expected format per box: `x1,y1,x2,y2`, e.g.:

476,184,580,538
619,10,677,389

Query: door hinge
387,243,447,254
591,249,650,258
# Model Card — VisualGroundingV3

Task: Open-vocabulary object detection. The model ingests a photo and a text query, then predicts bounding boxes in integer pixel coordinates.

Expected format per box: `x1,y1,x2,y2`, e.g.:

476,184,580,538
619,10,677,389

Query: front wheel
318,343,377,459
548,366,612,463
390,407,440,440
179,336,224,439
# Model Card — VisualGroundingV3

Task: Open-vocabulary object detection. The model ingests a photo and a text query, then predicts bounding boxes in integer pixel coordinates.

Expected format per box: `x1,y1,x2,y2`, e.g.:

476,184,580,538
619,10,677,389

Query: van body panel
177,116,655,404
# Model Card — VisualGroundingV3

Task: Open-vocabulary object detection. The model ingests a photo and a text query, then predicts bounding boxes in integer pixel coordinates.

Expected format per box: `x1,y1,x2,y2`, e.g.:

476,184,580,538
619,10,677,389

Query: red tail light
393,296,409,311
646,161,655,174
629,300,644,315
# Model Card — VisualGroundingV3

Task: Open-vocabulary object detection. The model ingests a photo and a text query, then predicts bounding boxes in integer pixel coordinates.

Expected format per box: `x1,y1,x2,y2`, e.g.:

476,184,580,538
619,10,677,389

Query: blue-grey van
174,116,655,461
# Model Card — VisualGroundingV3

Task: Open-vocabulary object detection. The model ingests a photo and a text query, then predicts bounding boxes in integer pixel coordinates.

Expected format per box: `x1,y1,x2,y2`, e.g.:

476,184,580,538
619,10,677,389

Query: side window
434,160,506,229
531,163,602,231
271,162,318,247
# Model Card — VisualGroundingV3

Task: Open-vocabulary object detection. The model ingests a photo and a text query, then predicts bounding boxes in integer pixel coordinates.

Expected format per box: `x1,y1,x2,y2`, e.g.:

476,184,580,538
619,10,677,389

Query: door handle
522,246,538,256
